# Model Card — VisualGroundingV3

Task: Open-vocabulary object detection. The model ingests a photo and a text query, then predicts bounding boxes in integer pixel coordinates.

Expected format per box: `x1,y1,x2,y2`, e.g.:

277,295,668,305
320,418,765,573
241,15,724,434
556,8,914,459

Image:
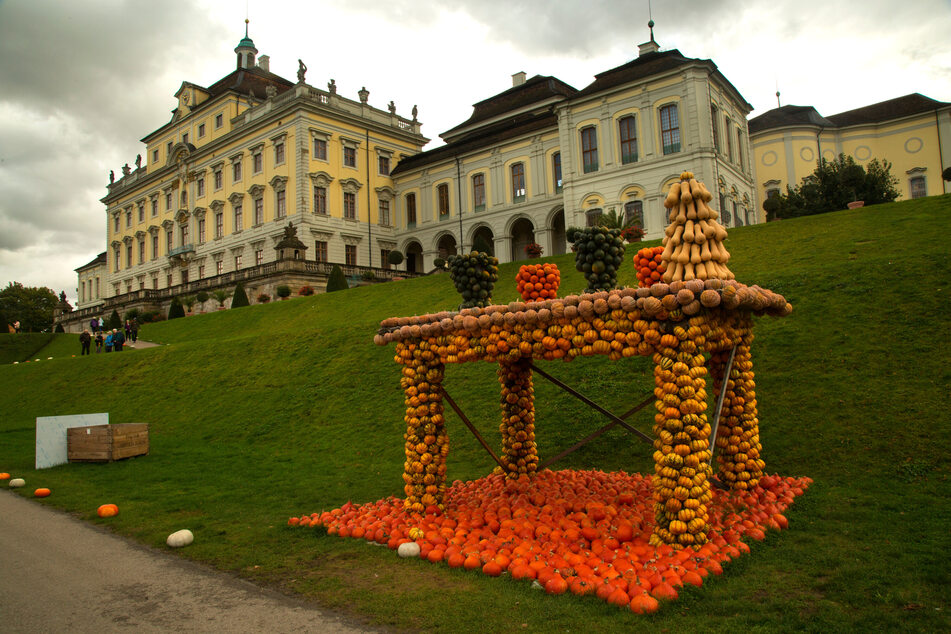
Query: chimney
257,54,270,72
638,40,660,56
512,71,526,87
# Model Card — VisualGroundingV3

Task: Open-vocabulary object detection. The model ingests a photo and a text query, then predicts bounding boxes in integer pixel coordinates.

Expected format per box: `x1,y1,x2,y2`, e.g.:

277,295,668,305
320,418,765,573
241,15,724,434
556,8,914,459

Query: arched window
511,163,526,202
660,104,681,155
405,193,417,226
618,116,638,164
581,128,598,173
472,173,486,211
624,200,643,227
585,207,602,227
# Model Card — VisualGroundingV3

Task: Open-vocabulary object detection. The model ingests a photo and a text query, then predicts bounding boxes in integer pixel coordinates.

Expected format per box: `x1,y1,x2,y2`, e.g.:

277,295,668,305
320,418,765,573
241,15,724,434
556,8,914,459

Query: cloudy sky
1,0,949,302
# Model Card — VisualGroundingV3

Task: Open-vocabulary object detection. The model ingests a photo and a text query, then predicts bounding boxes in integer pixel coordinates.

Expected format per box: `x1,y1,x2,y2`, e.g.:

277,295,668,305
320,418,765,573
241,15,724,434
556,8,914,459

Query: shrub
943,166,951,182
299,285,315,296
196,290,209,304
771,154,900,218
387,250,404,266
212,289,231,309
124,308,140,322
361,270,376,281
326,265,349,292
276,284,291,298
138,310,162,323
231,283,250,308
168,297,185,320
181,295,196,312
54,323,65,333
108,309,121,330
524,242,543,258
257,293,271,304
433,257,446,269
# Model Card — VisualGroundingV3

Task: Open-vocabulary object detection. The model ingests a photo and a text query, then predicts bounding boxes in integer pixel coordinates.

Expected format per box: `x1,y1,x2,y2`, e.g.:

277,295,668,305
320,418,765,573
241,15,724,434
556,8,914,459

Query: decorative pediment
211,251,224,262
111,240,122,248
269,175,288,191
210,199,225,212
375,185,396,200
762,179,782,188
249,142,265,154
906,166,927,175
147,224,160,235
340,233,363,246
377,239,397,249
229,151,244,162
135,230,146,239
339,178,363,194
309,229,333,242
161,219,174,230
192,206,206,218
309,127,331,141
229,245,245,255
229,192,245,205
122,236,134,245
175,209,190,223
247,183,265,198
309,171,334,188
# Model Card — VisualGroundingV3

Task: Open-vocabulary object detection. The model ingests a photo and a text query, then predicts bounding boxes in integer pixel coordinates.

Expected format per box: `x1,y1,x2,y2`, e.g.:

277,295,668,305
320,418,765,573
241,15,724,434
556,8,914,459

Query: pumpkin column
650,319,713,548
712,319,764,490
497,357,538,478
397,339,449,512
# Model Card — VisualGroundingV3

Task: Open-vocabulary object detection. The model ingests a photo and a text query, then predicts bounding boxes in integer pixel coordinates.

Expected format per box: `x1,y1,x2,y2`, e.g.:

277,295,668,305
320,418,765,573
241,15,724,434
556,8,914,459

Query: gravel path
0,491,377,633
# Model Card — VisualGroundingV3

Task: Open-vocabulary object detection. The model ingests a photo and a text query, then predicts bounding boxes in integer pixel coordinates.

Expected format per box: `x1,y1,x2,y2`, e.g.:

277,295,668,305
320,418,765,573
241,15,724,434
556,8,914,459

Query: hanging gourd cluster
448,252,500,308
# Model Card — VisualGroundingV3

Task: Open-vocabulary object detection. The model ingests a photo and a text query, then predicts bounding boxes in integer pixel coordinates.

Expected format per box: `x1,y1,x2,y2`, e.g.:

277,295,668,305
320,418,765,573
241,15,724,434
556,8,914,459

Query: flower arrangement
525,242,543,258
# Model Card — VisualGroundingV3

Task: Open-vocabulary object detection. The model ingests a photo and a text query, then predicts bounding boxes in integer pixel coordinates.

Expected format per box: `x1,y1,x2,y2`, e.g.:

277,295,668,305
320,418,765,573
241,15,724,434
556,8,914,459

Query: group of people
80,317,139,355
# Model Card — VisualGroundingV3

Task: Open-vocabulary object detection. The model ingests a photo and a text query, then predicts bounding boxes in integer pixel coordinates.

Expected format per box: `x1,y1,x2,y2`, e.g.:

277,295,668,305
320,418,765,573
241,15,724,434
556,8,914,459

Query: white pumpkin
9,478,25,488
166,529,194,548
397,541,420,558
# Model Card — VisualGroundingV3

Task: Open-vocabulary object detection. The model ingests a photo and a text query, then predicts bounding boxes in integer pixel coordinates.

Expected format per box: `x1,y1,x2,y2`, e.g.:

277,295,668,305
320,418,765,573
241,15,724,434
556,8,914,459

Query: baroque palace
66,24,761,328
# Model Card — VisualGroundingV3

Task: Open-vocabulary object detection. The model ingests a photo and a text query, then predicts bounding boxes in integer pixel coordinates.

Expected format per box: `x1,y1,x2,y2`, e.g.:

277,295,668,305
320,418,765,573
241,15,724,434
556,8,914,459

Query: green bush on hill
326,265,349,292
108,309,122,330
231,283,250,308
167,297,185,320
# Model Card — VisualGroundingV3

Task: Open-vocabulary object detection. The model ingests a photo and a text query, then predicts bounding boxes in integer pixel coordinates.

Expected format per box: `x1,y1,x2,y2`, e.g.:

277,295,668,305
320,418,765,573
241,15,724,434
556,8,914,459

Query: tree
276,284,291,299
770,154,899,219
168,297,185,320
943,166,951,183
326,265,349,292
0,282,57,332
597,208,644,242
211,289,231,309
231,283,250,308
181,295,196,313
387,250,404,266
108,309,122,330
196,290,209,312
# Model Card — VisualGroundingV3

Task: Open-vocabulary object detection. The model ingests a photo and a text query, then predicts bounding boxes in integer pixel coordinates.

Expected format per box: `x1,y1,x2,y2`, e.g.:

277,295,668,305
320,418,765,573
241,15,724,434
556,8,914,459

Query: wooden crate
67,423,149,463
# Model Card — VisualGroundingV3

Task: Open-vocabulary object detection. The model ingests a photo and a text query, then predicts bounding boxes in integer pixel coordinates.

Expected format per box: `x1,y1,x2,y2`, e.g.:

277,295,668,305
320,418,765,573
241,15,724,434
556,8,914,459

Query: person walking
104,330,113,353
124,320,131,341
130,318,138,343
98,316,104,333
113,328,125,352
94,330,104,353
89,318,98,334
79,330,91,356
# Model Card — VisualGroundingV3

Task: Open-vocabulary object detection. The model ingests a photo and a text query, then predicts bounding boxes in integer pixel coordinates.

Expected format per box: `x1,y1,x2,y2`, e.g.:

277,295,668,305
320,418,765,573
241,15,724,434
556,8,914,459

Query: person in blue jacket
113,328,125,352
104,330,113,352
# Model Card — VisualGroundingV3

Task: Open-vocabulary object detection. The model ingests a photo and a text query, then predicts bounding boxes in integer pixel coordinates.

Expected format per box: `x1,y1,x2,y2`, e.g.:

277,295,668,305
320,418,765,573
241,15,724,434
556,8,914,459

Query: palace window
139,239,145,264
253,152,263,174
138,203,145,223
624,200,644,227
232,158,242,182
379,199,391,226
166,274,172,288
379,155,390,175
126,244,133,268
315,240,328,262
711,105,720,153
216,260,223,275
381,249,391,269
235,255,242,270
344,192,356,219
313,138,327,160
113,247,120,272
198,265,204,279
314,186,327,214
472,173,486,211
585,208,603,227
151,198,158,217
234,204,243,231
256,249,264,266
254,198,264,225
736,128,745,169
343,146,356,168
198,123,205,138
581,127,598,173
345,244,357,266
182,133,188,145
113,215,119,232
166,230,173,254
437,183,450,216
215,211,223,238
214,169,223,190
274,140,285,165
553,152,562,192
511,163,526,201
126,209,132,227
276,190,286,219
406,193,417,227
151,234,158,260
196,176,205,198
152,149,159,163
910,176,927,199
166,191,173,210
215,113,223,129
618,116,638,164
660,104,681,155
198,218,206,244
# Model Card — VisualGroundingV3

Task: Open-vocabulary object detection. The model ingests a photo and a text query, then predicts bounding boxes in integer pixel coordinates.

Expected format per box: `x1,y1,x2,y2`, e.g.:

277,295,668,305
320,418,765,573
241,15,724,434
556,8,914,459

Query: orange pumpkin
0,473,10,480
97,503,119,517
34,488,51,498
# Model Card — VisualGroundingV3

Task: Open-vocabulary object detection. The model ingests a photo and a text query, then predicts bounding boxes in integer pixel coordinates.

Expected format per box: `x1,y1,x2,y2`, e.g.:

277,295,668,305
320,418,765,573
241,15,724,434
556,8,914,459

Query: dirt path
0,491,377,633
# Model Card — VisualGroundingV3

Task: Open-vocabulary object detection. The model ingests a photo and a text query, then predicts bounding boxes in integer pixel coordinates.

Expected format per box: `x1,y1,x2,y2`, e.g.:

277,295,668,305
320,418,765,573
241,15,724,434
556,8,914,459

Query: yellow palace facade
749,94,951,208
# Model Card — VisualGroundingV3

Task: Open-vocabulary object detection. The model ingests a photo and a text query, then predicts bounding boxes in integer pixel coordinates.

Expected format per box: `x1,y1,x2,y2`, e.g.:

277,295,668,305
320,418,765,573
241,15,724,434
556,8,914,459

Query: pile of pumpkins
567,226,626,292
448,252,499,308
516,263,561,301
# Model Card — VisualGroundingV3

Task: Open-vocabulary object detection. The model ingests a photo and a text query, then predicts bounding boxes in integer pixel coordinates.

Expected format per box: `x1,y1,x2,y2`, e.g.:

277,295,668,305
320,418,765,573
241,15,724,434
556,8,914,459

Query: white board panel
36,413,109,469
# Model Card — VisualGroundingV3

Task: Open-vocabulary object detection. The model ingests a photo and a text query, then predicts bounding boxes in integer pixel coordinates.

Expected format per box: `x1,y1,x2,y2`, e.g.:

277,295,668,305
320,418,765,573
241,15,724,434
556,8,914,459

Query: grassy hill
3,195,950,632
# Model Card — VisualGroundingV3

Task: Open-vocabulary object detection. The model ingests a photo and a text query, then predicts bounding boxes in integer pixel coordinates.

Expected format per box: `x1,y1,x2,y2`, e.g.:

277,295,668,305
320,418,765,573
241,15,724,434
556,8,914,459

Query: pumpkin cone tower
660,172,734,282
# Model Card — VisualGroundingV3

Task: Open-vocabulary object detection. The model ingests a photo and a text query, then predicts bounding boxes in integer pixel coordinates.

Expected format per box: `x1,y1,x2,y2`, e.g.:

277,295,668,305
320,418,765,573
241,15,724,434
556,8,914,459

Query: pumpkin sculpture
635,246,666,287
660,172,734,282
516,263,560,301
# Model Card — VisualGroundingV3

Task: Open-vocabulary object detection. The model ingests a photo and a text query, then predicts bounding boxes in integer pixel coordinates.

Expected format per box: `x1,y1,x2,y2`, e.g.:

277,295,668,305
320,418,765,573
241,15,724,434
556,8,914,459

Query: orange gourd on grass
34,488,51,498
97,503,119,518
0,473,10,480
516,263,560,301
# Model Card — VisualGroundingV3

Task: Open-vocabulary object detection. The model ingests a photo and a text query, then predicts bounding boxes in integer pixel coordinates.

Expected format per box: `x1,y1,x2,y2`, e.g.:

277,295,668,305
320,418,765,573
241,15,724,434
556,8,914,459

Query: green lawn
2,195,950,632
